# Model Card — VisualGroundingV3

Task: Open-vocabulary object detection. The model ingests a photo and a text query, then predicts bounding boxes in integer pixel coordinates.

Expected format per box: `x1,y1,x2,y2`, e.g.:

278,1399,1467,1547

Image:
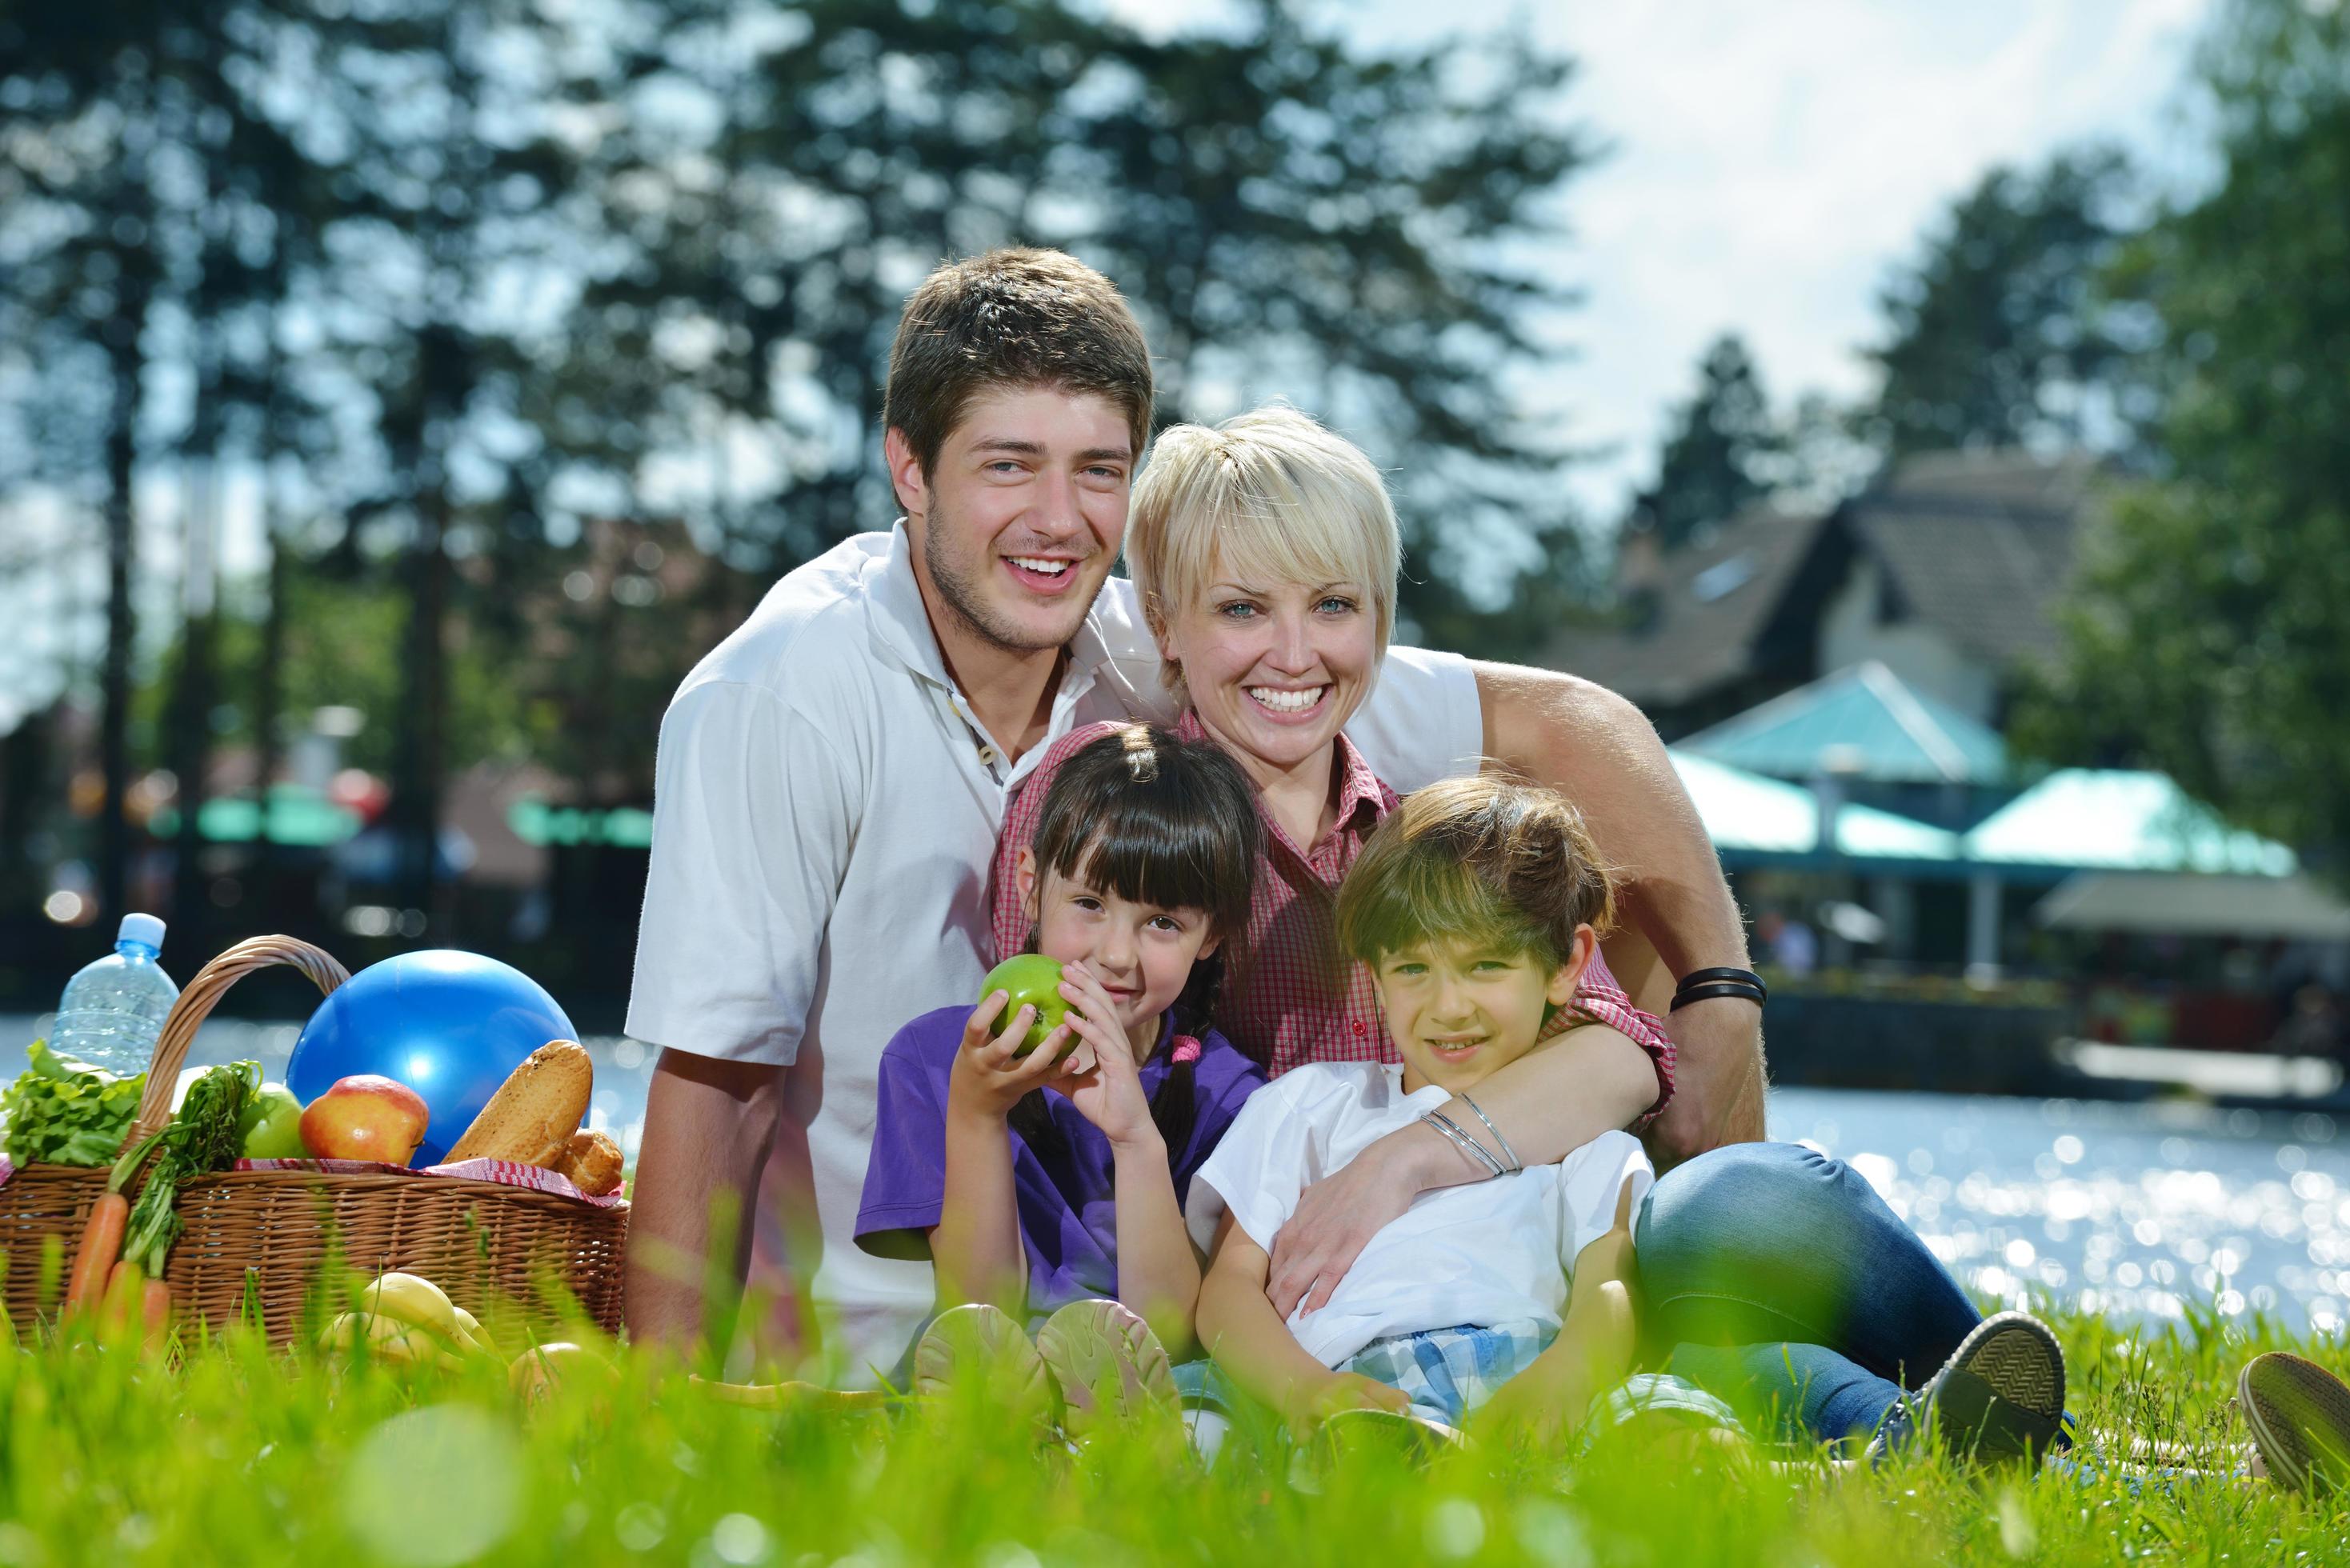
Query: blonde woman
990,406,1674,1303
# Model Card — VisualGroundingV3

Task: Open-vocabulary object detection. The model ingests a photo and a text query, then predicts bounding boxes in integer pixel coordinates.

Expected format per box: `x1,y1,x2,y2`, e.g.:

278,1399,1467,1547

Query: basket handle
126,935,350,1146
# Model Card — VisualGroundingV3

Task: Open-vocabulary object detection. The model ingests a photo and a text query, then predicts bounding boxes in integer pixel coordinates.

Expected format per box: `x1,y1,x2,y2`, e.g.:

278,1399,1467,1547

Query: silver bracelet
1419,1110,1499,1178
1421,1109,1506,1179
1455,1092,1523,1174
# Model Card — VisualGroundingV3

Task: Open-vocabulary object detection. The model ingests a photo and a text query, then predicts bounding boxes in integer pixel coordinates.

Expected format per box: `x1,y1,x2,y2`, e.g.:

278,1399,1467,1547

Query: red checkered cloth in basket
234,1156,625,1208
990,712,1676,1125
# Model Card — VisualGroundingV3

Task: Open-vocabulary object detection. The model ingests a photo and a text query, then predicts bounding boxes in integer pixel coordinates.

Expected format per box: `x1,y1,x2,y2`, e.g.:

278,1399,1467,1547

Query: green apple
975,954,1069,1054
239,1083,309,1160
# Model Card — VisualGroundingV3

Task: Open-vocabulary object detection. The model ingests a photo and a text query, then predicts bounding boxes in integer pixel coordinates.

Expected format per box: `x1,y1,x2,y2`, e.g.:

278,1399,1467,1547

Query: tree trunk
98,241,152,926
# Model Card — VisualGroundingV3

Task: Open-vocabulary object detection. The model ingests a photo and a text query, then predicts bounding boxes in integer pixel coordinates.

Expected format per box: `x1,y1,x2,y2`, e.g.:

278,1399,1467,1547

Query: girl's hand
947,990,1075,1120
1050,963,1159,1153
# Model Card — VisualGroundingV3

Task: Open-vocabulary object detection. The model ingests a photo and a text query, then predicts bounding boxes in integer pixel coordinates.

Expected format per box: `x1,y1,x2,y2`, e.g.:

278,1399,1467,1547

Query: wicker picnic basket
1,935,627,1345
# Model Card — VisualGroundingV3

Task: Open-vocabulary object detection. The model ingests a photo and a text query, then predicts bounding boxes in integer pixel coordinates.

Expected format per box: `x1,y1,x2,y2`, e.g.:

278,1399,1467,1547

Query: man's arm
1475,661,1767,1162
626,1049,787,1350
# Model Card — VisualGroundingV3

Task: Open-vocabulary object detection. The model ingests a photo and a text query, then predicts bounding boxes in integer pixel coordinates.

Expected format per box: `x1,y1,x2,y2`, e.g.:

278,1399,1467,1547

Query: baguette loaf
554,1129,624,1197
446,1040,592,1166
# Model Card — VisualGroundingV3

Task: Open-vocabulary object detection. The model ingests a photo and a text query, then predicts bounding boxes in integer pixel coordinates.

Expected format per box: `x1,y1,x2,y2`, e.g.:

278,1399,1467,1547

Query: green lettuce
2,1040,147,1167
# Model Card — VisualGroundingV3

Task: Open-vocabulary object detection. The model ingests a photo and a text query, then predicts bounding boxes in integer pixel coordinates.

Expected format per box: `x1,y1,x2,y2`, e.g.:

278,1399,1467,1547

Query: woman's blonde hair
1127,404,1401,692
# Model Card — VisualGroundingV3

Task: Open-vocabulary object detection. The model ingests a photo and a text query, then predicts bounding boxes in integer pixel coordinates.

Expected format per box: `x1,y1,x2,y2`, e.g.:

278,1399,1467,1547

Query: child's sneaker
1035,1298,1176,1435
1317,1406,1463,1464
2240,1351,2350,1493
913,1302,1053,1430
1866,1311,2065,1468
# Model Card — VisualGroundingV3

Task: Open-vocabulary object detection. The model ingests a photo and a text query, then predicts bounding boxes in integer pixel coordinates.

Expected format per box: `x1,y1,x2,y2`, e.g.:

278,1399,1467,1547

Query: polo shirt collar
1171,707,1390,833
866,520,1115,690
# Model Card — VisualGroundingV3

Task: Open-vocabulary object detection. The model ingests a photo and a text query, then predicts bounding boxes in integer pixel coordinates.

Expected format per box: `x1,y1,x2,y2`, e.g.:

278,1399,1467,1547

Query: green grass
2,1300,2345,1567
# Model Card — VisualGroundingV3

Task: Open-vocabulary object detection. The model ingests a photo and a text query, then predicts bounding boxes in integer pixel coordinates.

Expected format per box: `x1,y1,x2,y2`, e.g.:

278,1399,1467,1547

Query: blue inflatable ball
289,950,579,1167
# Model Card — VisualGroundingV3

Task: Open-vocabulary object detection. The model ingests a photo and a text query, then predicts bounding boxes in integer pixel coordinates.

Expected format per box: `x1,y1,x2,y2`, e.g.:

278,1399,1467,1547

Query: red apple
299,1074,430,1165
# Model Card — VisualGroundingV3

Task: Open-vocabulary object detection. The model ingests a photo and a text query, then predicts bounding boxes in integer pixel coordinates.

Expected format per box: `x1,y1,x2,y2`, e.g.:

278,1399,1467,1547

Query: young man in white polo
623,248,1764,1377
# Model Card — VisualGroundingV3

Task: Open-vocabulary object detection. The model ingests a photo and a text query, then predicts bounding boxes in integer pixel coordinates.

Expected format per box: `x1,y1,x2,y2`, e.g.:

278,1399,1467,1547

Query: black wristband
1676,966,1768,1001
1671,982,1767,1012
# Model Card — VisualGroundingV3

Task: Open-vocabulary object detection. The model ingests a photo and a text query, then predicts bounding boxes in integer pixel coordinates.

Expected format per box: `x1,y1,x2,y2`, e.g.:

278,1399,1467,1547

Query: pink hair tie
1170,1035,1203,1066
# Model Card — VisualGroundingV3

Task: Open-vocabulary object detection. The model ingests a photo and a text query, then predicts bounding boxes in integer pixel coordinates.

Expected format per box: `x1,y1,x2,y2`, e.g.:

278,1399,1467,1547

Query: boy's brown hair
883,247,1154,476
1336,774,1615,970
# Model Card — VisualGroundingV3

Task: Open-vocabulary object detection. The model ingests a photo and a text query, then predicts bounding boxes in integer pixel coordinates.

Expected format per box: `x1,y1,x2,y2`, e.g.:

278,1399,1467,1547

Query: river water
7,1016,2345,1333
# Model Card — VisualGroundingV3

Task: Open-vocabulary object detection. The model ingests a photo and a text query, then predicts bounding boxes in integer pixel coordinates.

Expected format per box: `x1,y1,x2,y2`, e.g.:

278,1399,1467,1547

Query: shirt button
1351,1021,1366,1036
978,745,997,766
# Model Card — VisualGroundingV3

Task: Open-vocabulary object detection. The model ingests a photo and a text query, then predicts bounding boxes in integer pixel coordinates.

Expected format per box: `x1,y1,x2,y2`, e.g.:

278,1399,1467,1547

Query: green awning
509,798,655,849
1962,770,2296,875
1668,750,1961,864
1680,662,2009,785
148,786,361,847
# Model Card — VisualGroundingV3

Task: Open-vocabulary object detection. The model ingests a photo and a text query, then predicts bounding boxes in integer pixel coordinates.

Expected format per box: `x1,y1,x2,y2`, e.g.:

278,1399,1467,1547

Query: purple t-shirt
855,1005,1265,1322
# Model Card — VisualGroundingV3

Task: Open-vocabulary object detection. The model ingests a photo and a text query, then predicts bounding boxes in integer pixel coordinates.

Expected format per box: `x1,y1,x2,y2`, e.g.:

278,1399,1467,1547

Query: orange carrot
63,1191,129,1314
139,1277,172,1354
100,1258,142,1338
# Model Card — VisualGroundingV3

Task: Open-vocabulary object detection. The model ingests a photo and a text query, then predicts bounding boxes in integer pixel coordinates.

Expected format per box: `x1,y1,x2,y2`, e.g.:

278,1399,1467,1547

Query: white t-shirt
624,526,1484,1375
1191,1063,1654,1367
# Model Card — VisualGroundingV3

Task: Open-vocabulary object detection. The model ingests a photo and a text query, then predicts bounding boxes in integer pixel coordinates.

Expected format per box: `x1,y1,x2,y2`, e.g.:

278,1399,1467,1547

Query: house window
1691,553,1756,602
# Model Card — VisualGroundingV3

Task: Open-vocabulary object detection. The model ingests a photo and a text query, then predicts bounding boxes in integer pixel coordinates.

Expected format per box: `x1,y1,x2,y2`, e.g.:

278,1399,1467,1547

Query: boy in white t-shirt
1194,775,2077,1466
1189,775,1729,1446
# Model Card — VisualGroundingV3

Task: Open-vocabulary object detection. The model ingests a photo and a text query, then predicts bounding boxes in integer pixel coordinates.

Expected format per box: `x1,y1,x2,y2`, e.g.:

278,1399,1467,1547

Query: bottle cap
118,913,166,951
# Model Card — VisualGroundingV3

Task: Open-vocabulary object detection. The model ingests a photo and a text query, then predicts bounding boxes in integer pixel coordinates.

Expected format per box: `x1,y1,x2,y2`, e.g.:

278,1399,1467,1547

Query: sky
2,0,2224,730
1111,0,2219,518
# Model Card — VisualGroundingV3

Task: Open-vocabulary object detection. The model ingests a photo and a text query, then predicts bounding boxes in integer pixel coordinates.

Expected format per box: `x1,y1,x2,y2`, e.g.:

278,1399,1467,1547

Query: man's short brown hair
883,247,1154,475
1337,775,1616,970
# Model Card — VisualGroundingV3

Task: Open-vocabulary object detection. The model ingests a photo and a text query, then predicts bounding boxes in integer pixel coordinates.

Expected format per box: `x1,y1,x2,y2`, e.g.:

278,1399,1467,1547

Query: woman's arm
1474,660,1768,1162
1196,1215,1411,1428
1266,1024,1655,1318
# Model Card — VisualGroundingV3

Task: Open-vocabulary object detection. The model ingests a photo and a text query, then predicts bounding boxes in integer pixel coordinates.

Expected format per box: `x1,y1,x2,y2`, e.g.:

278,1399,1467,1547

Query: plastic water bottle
50,914,181,1077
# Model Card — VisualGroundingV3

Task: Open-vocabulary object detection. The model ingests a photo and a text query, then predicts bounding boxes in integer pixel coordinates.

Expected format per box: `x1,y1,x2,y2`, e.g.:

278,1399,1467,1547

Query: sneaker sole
913,1302,1052,1426
2240,1351,2350,1494
1035,1298,1174,1434
1938,1312,2065,1464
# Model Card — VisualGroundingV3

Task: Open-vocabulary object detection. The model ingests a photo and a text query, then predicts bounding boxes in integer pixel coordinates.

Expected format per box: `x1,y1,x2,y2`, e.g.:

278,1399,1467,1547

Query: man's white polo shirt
626,524,1483,1374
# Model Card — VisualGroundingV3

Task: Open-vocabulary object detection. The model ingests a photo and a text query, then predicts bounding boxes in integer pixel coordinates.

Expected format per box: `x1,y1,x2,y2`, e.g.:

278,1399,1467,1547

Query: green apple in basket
975,954,1072,1055
237,1083,308,1160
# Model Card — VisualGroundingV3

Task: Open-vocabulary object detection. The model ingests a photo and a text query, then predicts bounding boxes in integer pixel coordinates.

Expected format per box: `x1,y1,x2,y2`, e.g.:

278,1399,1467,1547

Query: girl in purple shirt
856,724,1267,1430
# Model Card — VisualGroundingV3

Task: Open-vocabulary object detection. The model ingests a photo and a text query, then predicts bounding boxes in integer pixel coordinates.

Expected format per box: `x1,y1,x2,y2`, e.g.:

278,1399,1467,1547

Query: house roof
1845,450,2099,669
1539,450,2101,714
1962,769,2296,875
1541,506,1828,708
1668,750,1963,866
1679,661,2010,785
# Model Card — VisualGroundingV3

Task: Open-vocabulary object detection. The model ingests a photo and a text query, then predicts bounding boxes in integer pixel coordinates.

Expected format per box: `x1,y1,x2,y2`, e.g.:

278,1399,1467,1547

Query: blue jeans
1635,1140,1984,1442
1663,1342,1904,1446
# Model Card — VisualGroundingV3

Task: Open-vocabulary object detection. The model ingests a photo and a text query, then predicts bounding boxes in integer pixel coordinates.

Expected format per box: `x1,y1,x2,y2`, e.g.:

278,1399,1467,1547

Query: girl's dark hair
1007,724,1261,1163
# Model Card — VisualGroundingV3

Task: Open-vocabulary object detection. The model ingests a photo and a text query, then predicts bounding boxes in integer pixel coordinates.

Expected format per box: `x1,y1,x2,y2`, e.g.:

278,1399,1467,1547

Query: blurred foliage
0,0,1598,926
2018,0,2350,886
1629,333,1782,552
1860,147,2145,459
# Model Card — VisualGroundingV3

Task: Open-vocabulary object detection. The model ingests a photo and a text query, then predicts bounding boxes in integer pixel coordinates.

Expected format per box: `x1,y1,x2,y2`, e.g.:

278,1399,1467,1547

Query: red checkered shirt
990,712,1675,1126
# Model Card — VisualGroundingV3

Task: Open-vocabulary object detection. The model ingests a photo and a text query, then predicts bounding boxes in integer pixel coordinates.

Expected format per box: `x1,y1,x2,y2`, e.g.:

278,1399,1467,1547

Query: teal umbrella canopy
1667,750,1960,864
1963,770,2296,875
1681,662,2009,785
